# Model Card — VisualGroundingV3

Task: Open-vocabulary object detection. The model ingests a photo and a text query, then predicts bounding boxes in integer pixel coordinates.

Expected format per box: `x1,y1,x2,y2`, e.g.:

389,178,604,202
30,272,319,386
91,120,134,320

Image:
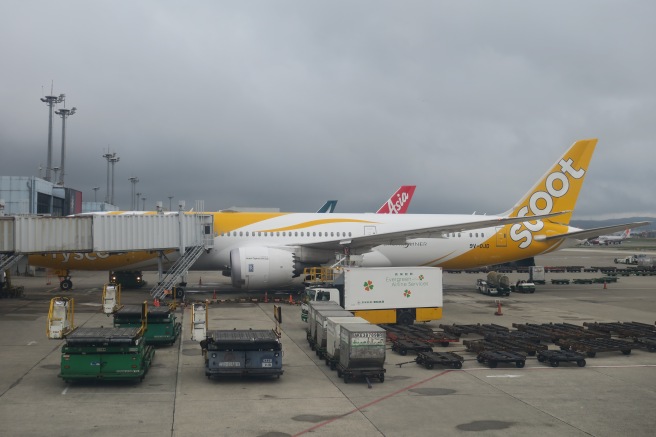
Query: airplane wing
301,211,571,252
534,221,650,242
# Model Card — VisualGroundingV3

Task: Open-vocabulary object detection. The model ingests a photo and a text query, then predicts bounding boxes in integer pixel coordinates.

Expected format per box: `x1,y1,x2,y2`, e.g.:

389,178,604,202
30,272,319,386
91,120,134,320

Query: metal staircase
150,245,206,300
0,254,24,273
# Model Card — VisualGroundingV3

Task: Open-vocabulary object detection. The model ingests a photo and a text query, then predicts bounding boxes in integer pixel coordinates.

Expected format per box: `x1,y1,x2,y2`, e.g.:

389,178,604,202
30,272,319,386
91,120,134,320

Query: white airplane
31,139,650,290
586,228,631,245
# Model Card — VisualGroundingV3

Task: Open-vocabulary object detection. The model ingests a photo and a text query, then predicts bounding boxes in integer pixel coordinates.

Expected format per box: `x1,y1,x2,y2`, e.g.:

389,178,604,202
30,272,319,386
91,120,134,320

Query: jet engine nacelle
229,247,297,290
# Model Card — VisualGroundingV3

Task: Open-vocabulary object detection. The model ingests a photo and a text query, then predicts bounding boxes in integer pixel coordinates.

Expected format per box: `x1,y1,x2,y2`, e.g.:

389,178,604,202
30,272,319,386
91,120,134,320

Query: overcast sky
1,1,654,219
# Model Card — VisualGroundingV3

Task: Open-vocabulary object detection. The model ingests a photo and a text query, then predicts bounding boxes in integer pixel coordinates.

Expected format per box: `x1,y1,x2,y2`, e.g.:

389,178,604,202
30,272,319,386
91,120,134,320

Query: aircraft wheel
60,279,73,290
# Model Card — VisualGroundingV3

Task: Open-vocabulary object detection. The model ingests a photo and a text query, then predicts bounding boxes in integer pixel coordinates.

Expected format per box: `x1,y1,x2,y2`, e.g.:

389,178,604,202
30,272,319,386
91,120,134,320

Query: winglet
377,185,417,214
504,138,597,225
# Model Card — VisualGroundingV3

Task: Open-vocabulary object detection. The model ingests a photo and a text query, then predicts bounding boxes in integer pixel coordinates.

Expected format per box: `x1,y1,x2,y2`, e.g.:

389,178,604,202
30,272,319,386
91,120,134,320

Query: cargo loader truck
301,267,443,325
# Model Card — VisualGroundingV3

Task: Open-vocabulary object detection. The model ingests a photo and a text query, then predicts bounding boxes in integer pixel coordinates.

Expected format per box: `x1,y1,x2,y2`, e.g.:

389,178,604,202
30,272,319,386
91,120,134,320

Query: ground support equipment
114,304,181,346
476,350,526,368
415,351,464,369
550,279,570,285
336,364,385,384
391,339,433,356
556,338,633,357
203,329,283,379
634,337,656,352
382,324,459,347
537,350,587,367
59,327,155,382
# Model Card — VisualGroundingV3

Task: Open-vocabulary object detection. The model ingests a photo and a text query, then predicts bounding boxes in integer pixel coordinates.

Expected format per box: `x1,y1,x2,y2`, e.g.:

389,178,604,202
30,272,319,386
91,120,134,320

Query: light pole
103,152,113,203
135,193,141,210
141,196,146,211
168,195,173,211
54,106,76,185
40,93,65,182
129,177,139,210
92,186,100,202
109,154,120,205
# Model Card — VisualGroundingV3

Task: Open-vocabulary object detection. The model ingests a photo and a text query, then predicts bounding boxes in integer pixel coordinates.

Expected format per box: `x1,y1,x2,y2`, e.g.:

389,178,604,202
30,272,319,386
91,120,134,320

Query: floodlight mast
40,93,65,182
103,152,113,203
129,177,139,210
54,106,76,185
110,155,120,205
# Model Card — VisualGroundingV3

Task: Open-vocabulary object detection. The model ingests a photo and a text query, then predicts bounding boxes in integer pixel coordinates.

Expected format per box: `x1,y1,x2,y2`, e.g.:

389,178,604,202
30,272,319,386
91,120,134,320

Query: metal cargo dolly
336,364,386,384
634,337,656,352
415,351,464,369
537,350,587,367
476,350,526,368
550,279,570,285
556,338,633,357
391,339,433,356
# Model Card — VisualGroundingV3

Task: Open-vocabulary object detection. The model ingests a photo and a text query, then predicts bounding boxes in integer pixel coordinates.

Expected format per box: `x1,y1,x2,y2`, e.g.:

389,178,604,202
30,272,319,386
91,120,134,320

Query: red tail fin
376,185,416,214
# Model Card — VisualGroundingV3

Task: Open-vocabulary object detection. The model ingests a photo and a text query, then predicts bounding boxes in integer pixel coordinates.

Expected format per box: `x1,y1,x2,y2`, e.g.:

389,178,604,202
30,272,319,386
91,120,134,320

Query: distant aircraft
31,138,650,291
586,228,631,245
317,185,416,214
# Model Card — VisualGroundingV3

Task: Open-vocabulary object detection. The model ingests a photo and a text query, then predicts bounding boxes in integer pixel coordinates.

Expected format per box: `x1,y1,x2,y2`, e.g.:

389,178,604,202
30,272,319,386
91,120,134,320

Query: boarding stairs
0,254,24,273
150,245,206,300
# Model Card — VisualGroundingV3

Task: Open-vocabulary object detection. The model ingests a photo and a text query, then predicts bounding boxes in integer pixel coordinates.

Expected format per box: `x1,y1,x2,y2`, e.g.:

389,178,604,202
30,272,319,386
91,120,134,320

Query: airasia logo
386,192,409,214
510,158,585,249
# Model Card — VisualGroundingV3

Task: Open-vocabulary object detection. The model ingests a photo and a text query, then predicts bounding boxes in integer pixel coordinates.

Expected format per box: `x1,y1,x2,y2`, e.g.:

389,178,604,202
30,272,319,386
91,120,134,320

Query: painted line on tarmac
292,369,455,436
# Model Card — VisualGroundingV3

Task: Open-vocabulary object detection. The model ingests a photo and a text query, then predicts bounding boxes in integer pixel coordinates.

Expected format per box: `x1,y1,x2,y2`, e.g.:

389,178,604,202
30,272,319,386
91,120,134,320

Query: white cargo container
325,316,369,369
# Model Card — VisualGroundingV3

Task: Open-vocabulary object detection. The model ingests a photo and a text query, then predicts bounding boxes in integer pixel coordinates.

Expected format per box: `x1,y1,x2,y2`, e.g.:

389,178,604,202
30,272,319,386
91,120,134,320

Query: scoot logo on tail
510,158,586,249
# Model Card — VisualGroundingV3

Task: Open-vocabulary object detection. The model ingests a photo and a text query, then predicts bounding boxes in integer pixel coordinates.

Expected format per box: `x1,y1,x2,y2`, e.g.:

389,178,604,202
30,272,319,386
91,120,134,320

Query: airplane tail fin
503,138,597,225
377,185,416,214
623,228,631,239
317,200,338,213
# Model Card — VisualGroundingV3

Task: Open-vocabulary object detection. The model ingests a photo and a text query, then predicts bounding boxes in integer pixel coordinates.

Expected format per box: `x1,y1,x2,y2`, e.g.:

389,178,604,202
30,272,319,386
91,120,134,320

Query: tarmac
1,247,655,437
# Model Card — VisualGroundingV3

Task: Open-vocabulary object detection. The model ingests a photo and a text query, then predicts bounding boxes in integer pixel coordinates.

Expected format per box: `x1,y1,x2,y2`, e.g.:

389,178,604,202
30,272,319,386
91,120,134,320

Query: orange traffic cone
603,281,607,289
288,294,293,305
495,300,503,316
264,291,268,303
154,298,160,307
212,290,217,300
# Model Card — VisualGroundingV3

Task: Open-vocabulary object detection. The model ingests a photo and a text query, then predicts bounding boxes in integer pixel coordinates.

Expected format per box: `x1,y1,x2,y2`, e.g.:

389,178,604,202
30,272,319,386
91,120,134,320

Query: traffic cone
288,294,293,305
212,290,217,300
495,300,503,316
264,291,268,303
603,281,607,289
154,298,160,307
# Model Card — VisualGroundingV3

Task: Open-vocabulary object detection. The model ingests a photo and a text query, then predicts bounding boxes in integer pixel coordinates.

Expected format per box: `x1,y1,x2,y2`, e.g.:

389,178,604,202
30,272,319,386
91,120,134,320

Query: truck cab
301,287,340,320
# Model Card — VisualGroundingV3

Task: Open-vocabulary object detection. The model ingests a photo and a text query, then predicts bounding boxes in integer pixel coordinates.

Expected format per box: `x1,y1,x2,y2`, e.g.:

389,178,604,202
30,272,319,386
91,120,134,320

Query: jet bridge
0,213,214,254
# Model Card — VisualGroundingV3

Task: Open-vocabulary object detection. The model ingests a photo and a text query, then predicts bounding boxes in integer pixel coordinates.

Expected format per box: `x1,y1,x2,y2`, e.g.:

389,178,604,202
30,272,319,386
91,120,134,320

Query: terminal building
0,176,115,216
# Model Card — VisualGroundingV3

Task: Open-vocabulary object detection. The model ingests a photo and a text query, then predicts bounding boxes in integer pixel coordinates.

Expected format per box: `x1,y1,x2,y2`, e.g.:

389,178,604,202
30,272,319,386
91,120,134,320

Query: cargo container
309,308,352,352
203,329,283,379
302,267,443,325
337,323,386,383
325,317,369,370
305,300,342,340
314,310,354,358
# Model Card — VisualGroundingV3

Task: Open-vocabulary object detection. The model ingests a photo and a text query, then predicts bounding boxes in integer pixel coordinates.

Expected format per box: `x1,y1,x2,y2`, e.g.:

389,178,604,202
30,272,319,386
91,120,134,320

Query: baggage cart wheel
488,360,497,368
515,361,525,368
577,360,586,367
621,349,631,355
537,355,546,363
586,352,596,358
453,361,462,369
325,359,329,366
440,342,450,347
400,349,407,356
343,374,349,384
337,369,342,377
477,355,484,363
379,373,385,382
550,360,560,367
330,362,336,371
425,363,434,370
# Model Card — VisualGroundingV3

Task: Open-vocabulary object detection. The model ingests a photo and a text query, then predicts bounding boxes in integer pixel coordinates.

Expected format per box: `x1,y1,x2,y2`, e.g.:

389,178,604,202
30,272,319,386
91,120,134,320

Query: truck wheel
397,312,414,326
